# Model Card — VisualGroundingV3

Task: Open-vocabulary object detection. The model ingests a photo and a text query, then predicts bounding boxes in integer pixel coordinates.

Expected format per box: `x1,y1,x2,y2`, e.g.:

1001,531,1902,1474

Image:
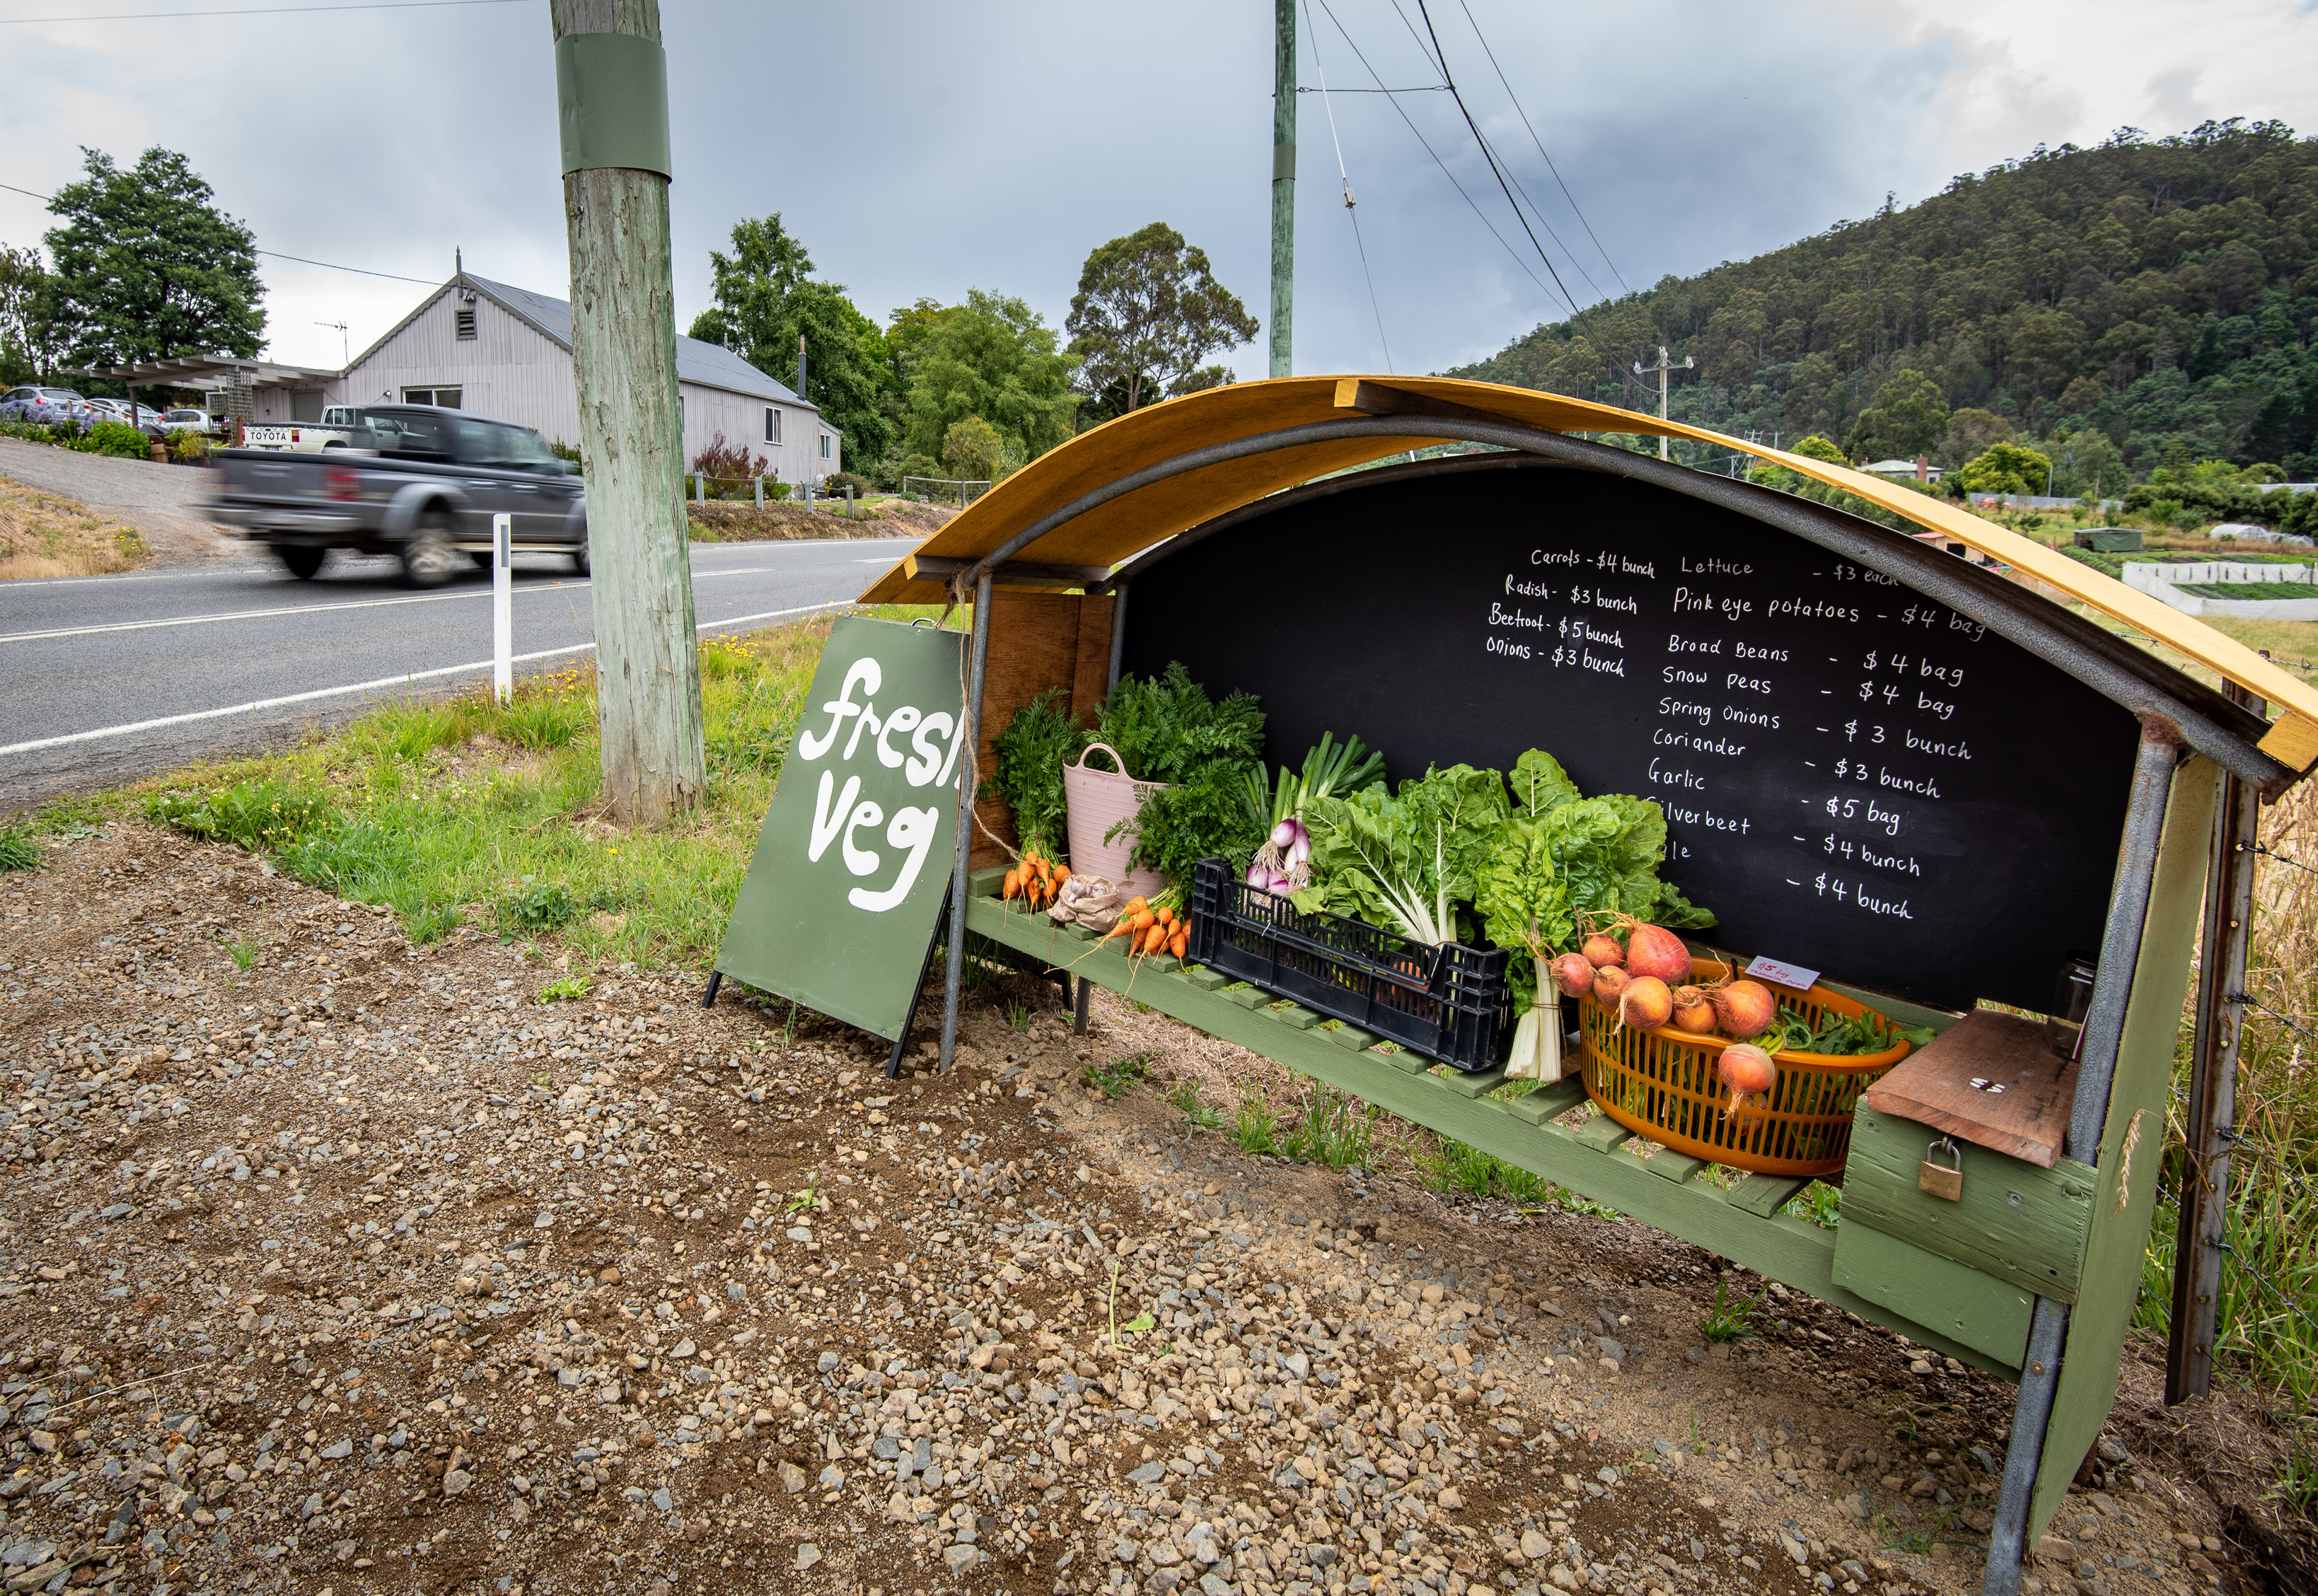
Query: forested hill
1445,120,2318,491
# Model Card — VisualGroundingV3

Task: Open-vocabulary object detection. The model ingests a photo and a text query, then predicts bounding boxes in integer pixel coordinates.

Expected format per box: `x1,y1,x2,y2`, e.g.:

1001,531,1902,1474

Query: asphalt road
0,535,924,807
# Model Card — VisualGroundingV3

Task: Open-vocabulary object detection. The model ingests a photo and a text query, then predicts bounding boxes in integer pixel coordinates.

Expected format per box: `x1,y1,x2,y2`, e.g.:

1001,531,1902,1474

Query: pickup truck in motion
206,404,587,585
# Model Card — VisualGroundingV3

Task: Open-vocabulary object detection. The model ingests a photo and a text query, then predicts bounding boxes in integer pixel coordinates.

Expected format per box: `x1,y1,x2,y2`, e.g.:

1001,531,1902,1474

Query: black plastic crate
1187,858,1512,1071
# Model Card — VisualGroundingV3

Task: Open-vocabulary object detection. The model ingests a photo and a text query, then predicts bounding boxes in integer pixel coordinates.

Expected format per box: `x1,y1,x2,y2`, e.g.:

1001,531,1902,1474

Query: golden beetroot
1619,919,1691,984
1548,952,1596,998
1713,979,1778,1039
1669,984,1717,1034
1580,932,1625,969
1717,1042,1778,1118
1591,965,1628,1007
1618,974,1673,1031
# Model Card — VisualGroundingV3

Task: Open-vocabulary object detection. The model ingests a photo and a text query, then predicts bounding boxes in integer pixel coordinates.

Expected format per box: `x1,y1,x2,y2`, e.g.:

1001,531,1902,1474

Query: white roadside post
492,512,513,703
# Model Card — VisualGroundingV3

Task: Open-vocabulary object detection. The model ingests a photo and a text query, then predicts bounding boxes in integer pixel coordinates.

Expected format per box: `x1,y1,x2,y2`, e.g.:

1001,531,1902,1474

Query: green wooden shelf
965,880,2016,1377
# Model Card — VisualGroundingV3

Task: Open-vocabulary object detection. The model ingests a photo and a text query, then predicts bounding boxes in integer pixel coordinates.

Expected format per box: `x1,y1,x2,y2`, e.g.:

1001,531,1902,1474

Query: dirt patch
0,825,2274,1596
688,499,957,544
0,477,148,579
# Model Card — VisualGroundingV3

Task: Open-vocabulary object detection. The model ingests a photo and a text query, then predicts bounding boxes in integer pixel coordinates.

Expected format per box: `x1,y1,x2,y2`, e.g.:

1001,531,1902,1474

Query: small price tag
1745,955,1821,991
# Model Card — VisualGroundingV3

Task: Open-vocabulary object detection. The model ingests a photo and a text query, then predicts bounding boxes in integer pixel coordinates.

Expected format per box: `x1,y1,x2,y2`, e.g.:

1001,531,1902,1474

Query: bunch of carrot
1103,897,1189,961
1001,850,1070,911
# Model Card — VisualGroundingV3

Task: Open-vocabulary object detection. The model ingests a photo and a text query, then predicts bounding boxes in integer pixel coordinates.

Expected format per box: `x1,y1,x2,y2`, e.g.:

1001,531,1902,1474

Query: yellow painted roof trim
860,375,2318,770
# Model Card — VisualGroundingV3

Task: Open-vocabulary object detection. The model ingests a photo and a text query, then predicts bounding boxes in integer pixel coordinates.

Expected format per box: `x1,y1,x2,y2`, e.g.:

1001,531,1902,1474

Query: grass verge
108,605,951,972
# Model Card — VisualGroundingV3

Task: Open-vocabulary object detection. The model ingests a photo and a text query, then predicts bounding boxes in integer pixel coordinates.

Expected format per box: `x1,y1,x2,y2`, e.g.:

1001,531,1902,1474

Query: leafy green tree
1940,407,2013,469
941,415,1006,483
1956,441,2053,495
42,147,263,368
902,290,1078,466
688,214,898,470
1065,222,1258,421
0,245,61,385
1790,434,1848,466
2048,427,2128,499
1845,369,1949,461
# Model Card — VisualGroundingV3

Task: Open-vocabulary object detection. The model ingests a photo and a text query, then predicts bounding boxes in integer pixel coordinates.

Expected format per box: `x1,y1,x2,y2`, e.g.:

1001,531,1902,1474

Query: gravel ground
0,825,2261,1596
0,441,237,569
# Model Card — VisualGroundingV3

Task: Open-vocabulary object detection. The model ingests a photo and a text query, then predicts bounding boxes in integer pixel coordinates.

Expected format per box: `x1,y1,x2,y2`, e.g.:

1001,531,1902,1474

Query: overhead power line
1408,0,1582,313
0,0,521,23
1309,0,1568,315
1453,0,1628,295
1,180,441,285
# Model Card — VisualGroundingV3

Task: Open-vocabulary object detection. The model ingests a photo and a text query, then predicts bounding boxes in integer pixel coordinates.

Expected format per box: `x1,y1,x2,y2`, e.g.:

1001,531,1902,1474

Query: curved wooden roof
859,375,2318,773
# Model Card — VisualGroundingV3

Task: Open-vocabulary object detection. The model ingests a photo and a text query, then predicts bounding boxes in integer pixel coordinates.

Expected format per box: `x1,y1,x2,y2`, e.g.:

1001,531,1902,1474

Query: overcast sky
6,0,2318,385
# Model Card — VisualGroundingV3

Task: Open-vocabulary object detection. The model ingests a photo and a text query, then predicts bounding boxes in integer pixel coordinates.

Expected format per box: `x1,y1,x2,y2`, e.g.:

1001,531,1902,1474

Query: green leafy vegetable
988,687,1086,857
1094,662,1265,786
1764,1001,1936,1056
1121,759,1267,890
1294,764,1509,945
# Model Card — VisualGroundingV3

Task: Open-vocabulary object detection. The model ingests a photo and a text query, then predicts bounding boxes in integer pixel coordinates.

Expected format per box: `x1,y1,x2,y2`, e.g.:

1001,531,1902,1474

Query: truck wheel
400,515,460,588
274,545,326,581
570,527,590,576
469,551,494,571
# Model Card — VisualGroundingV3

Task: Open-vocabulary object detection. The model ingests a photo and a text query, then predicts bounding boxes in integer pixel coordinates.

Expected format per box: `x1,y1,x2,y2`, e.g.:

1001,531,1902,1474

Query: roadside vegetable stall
854,375,2318,1596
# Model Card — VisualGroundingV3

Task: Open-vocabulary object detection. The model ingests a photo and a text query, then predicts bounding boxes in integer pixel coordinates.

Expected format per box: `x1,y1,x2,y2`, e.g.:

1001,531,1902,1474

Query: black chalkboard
1120,459,2142,1015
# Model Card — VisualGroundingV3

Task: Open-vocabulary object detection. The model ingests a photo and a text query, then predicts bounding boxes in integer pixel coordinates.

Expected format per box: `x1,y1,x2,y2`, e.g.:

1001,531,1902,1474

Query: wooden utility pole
1633,345,1693,460
551,0,705,822
1269,0,1295,379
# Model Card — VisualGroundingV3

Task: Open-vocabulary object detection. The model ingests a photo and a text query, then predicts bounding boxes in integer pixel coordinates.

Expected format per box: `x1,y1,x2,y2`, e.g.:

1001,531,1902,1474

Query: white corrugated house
328,268,840,484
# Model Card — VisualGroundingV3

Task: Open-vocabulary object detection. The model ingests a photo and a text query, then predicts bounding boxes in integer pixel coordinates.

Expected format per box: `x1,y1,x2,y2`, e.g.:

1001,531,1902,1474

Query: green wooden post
552,0,706,824
1268,0,1294,380
2027,755,2218,1534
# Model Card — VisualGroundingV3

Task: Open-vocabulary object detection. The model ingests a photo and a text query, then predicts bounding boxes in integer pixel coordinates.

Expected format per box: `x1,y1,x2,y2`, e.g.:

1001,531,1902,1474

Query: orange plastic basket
1576,958,1911,1177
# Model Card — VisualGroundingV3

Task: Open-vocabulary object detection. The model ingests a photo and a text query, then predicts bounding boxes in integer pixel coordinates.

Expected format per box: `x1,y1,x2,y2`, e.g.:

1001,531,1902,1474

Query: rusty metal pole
2167,685,2261,1404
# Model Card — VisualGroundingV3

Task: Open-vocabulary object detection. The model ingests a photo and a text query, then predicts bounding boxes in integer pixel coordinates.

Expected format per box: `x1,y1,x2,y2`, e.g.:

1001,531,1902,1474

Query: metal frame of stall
862,379,2310,1596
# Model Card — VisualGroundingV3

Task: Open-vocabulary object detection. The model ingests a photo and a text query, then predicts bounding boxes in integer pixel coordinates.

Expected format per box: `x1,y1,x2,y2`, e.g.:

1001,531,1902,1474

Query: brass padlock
1919,1136,1964,1201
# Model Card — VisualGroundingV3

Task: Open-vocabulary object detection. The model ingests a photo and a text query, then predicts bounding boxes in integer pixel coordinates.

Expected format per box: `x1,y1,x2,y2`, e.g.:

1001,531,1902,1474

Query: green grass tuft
0,825,40,873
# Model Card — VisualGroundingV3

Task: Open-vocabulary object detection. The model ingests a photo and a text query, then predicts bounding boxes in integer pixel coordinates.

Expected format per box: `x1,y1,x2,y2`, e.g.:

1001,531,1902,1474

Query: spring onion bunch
1241,732,1386,896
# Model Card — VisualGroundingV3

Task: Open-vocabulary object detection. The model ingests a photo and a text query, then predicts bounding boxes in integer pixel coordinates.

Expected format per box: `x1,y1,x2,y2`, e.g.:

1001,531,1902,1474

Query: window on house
765,407,782,445
400,386,462,408
818,434,831,460
455,308,477,341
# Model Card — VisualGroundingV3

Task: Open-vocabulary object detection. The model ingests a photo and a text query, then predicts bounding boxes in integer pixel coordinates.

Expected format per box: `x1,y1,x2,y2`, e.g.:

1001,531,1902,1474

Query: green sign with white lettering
713,617,965,1041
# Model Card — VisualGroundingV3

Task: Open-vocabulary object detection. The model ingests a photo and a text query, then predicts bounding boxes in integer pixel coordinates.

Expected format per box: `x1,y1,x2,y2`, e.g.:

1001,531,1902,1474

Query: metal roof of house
342,273,819,413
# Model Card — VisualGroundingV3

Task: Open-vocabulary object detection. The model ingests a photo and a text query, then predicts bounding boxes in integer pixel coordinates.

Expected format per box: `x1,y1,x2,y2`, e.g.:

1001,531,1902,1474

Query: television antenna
316,320,349,366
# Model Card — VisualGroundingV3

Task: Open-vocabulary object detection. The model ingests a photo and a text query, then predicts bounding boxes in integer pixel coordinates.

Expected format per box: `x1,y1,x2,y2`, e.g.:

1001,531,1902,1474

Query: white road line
0,588,499,645
0,600,852,759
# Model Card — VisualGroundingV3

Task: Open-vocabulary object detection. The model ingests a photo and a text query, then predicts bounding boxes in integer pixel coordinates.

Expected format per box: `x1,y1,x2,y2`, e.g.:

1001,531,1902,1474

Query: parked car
159,408,217,436
242,405,363,452
85,398,170,436
0,386,93,426
205,404,588,585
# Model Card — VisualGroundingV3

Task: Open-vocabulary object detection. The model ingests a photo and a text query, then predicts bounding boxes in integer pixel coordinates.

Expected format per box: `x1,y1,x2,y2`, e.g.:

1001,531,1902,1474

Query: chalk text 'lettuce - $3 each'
794,656,964,912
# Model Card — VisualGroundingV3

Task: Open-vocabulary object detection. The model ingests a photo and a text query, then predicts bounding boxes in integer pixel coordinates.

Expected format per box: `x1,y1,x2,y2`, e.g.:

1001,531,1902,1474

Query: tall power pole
1633,345,1693,460
1269,0,1295,379
552,0,705,822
